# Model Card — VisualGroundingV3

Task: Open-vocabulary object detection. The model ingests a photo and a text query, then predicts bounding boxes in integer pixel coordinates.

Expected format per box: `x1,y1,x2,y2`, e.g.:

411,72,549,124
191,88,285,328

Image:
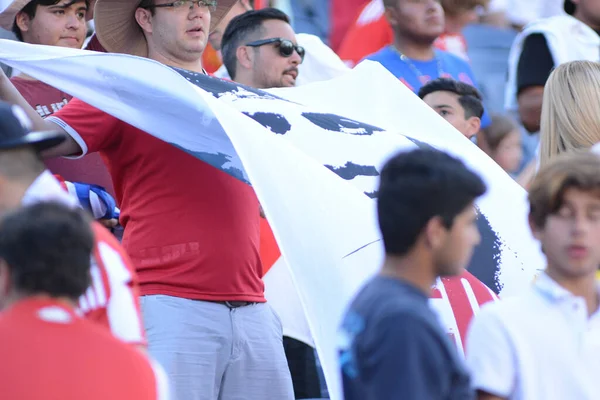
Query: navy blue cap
0,101,65,152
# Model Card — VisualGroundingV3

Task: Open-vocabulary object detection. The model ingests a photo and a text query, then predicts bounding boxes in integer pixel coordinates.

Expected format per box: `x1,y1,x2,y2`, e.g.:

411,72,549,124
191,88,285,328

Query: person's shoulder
363,46,393,62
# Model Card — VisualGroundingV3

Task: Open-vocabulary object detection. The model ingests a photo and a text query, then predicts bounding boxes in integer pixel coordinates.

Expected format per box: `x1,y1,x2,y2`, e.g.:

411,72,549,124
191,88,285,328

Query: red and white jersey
21,171,146,345
79,222,146,345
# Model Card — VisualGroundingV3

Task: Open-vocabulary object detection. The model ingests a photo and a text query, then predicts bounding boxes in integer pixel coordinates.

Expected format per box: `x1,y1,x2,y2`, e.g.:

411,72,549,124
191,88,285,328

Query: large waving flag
0,40,544,400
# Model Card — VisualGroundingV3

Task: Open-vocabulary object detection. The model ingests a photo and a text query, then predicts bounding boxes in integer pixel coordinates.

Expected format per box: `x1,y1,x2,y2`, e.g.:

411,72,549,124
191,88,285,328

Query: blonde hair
539,60,600,169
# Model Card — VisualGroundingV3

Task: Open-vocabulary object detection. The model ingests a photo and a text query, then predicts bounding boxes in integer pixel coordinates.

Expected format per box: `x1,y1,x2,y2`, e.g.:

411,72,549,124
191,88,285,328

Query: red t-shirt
0,298,168,400
11,76,116,198
48,99,265,302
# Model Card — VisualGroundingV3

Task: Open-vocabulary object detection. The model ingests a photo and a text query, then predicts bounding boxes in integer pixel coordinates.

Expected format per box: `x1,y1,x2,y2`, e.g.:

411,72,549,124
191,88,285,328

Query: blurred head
539,61,600,169
135,0,213,64
221,8,302,88
383,0,445,46
209,0,253,50
12,0,89,48
0,202,93,310
378,148,486,277
418,78,483,139
481,114,522,173
441,0,488,33
570,0,600,28
529,152,600,281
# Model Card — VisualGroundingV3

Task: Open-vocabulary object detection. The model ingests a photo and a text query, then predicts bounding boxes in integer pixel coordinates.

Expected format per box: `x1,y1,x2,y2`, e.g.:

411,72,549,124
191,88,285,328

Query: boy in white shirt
465,151,600,400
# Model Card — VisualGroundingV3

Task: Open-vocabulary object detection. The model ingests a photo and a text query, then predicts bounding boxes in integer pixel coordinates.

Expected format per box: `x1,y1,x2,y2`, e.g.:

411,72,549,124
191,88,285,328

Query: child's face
493,129,522,173
422,91,480,139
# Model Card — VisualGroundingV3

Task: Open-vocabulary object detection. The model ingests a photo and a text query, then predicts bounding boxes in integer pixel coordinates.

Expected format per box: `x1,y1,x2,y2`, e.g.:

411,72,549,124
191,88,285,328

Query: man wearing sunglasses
220,8,304,88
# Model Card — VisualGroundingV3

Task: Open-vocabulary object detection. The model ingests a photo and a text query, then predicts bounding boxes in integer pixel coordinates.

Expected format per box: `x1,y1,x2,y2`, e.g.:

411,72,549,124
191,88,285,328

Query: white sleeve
465,305,517,397
150,359,171,400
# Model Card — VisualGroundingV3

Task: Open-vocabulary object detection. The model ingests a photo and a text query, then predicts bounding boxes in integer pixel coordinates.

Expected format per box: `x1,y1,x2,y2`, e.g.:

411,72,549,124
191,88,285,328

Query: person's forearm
0,70,53,132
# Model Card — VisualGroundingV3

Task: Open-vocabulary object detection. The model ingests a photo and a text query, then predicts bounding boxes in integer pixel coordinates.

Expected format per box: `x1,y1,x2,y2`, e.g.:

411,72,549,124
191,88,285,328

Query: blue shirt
338,276,473,400
364,46,491,127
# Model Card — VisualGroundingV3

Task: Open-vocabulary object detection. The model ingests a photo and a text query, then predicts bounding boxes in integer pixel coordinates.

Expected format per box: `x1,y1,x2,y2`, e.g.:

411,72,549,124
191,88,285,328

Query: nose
66,13,83,29
188,0,210,18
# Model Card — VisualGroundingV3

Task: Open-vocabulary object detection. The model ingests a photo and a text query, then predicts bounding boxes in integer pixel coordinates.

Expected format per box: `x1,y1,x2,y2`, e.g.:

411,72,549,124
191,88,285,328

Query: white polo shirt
465,272,600,400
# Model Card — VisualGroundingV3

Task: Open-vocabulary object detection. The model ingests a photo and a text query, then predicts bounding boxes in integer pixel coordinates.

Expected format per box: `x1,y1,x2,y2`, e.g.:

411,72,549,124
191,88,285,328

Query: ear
423,216,448,250
134,7,153,35
528,214,542,240
383,6,399,27
464,116,481,139
0,259,11,309
15,11,31,34
236,45,253,70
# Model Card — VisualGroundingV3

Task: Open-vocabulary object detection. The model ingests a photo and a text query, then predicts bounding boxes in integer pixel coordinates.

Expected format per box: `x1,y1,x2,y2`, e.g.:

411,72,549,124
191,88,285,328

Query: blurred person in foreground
339,148,486,399
466,151,600,400
0,202,169,400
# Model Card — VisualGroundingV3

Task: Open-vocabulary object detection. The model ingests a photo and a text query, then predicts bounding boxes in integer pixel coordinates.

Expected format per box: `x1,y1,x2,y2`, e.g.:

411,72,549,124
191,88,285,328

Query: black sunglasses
245,38,305,61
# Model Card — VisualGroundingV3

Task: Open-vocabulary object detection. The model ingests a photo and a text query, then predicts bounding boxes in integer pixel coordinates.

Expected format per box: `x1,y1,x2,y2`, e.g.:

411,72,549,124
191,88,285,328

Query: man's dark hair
221,8,290,79
0,202,94,301
12,0,89,41
377,148,486,256
418,78,484,119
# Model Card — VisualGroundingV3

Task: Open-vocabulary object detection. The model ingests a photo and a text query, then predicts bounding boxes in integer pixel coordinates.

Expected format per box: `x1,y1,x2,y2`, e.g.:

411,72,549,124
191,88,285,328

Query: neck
574,11,600,31
392,36,435,61
148,49,205,74
379,253,436,296
2,292,77,313
546,268,600,317
4,179,34,209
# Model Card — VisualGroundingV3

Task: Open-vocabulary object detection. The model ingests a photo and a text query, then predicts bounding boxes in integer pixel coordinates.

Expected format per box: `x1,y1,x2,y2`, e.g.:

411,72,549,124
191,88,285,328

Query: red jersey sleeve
80,223,146,346
46,98,119,158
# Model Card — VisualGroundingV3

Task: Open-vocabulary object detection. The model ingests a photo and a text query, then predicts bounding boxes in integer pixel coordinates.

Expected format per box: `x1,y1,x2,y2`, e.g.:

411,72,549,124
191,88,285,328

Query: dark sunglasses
245,38,305,61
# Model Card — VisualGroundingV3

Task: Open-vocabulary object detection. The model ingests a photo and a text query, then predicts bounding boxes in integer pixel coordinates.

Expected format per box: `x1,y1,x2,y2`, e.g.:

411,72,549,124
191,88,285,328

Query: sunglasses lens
279,41,294,57
296,46,305,60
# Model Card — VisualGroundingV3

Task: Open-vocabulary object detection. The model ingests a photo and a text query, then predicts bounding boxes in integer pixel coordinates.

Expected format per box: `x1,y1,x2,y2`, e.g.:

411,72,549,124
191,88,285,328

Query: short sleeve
46,98,120,158
516,34,554,94
358,314,459,400
465,305,517,397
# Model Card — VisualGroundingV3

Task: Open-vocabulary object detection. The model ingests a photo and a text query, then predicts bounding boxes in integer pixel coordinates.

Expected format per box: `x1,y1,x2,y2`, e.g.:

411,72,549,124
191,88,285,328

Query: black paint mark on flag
242,112,292,135
302,113,385,136
325,162,379,180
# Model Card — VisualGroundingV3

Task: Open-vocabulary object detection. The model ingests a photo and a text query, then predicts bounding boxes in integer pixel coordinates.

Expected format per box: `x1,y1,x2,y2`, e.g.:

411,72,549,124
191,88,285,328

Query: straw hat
0,0,35,30
94,0,237,57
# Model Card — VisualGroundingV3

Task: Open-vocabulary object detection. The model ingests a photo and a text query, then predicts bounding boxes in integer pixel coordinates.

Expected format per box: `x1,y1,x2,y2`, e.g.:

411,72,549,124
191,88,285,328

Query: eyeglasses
145,0,217,11
245,38,305,61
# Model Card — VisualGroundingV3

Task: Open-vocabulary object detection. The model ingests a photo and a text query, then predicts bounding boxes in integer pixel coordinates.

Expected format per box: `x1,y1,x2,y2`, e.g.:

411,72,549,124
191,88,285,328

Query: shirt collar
535,271,600,304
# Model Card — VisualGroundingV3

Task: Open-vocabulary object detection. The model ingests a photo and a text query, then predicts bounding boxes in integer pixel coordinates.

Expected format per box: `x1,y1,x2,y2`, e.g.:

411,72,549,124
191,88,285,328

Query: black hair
12,0,89,41
0,202,94,301
221,8,290,79
377,148,486,256
418,78,484,119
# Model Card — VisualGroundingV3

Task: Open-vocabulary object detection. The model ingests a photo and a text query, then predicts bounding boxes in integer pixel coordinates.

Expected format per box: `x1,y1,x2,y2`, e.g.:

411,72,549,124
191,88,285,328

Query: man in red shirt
0,100,146,346
0,0,116,197
0,1,294,399
0,202,169,400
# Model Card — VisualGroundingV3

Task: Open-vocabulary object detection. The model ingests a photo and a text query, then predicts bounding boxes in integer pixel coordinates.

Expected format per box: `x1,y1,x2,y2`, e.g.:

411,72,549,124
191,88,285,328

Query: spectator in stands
0,0,116,201
418,77,484,139
479,113,522,176
361,0,491,128
466,151,600,400
0,100,145,347
337,0,489,67
0,1,295,399
539,61,600,169
505,0,600,165
339,148,485,399
221,8,303,88
221,9,324,399
0,202,169,400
